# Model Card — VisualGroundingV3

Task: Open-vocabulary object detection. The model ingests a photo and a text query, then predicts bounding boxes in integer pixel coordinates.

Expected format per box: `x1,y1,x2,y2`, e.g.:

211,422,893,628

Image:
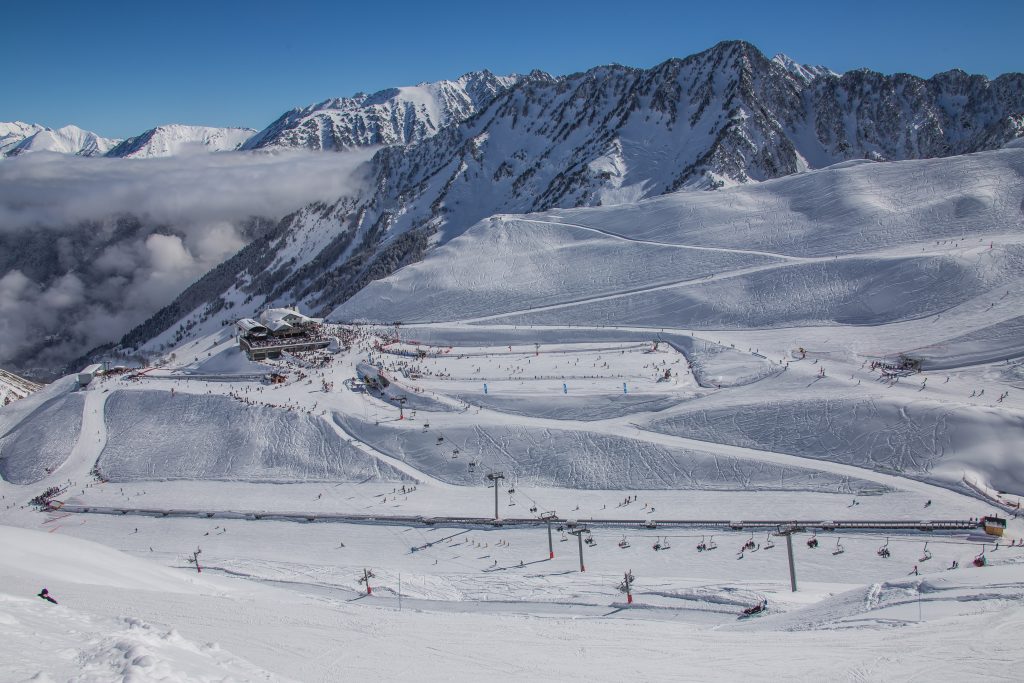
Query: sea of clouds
0,148,373,377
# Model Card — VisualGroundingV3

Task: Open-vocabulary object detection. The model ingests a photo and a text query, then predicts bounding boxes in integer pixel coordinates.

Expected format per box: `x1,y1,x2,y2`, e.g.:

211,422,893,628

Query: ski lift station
236,307,330,361
77,362,106,387
982,515,1007,536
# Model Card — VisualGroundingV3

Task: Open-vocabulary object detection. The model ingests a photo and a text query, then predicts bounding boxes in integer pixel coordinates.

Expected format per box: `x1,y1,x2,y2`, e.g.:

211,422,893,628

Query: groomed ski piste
3,147,1024,681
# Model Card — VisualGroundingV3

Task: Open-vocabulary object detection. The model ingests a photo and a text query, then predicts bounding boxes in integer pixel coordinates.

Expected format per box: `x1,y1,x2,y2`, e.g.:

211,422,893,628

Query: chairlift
585,533,595,546
507,487,515,494
560,532,568,542
661,537,671,550
436,436,444,444
653,537,662,551
529,506,538,513
919,542,932,562
706,536,717,551
807,532,819,549
618,536,630,549
696,535,706,552
877,537,891,558
743,534,756,551
973,545,986,567
832,538,845,556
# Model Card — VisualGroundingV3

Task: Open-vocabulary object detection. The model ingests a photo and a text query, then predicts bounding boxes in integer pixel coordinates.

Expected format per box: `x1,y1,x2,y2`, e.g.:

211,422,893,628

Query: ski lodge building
236,307,330,360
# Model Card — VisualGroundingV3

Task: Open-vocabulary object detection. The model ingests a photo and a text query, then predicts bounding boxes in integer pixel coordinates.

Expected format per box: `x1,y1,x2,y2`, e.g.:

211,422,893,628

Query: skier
37,588,57,604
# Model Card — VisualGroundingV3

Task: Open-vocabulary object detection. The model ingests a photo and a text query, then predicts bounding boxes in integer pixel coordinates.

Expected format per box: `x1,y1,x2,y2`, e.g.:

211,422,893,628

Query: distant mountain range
5,43,1021,166
0,70,520,159
2,40,1023,377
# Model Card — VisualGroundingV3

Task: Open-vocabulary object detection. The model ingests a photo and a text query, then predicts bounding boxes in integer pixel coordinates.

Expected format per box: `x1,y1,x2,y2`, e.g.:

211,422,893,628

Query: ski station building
236,307,329,360
77,363,106,387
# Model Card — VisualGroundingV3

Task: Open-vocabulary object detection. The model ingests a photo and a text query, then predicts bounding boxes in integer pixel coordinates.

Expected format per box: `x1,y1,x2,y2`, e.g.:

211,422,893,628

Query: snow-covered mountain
105,125,256,158
241,70,521,151
2,124,120,157
118,41,1024,355
0,368,41,407
0,122,46,156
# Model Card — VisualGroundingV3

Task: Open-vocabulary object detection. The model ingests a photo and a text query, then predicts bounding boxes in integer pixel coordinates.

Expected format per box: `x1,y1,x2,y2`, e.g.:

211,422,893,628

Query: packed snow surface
2,147,1024,680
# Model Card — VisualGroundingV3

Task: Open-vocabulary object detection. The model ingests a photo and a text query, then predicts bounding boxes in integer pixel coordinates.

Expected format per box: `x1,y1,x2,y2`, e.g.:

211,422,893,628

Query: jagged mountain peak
771,53,838,82
242,69,523,152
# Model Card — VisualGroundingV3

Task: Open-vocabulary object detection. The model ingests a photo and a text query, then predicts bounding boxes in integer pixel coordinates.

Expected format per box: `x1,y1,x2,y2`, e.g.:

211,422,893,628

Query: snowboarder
37,588,57,604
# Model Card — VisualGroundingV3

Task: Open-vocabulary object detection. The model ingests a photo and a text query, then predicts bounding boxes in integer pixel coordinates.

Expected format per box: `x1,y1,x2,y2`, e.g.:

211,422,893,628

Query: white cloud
0,149,374,374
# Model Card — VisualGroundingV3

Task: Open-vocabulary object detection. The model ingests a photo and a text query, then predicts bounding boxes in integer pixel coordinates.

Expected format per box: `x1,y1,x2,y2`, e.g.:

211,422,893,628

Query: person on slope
37,588,57,604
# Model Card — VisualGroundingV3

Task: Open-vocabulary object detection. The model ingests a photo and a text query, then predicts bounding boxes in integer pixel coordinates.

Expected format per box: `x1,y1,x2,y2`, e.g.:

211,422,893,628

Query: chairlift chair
618,536,630,549
832,538,845,556
919,542,932,562
696,535,706,552
706,536,717,551
877,537,891,558
653,538,662,551
807,532,819,549
661,537,671,550
763,533,775,550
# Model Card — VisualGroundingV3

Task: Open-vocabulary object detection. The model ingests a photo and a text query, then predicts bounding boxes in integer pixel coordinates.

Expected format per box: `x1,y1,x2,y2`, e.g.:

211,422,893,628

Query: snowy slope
105,124,256,158
98,390,409,482
0,525,286,682
242,70,519,151
334,147,1024,328
4,124,120,157
3,518,1024,682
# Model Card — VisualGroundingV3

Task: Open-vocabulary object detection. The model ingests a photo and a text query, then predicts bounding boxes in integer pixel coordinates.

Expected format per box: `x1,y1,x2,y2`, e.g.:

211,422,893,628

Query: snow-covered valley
2,41,1024,682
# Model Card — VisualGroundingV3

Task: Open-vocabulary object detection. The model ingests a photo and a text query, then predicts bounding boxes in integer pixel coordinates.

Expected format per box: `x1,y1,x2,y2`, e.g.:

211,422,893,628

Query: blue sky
4,0,1021,138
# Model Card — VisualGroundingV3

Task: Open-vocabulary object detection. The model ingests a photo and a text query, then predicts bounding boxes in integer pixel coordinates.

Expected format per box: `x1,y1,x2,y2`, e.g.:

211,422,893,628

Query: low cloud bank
0,149,373,376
